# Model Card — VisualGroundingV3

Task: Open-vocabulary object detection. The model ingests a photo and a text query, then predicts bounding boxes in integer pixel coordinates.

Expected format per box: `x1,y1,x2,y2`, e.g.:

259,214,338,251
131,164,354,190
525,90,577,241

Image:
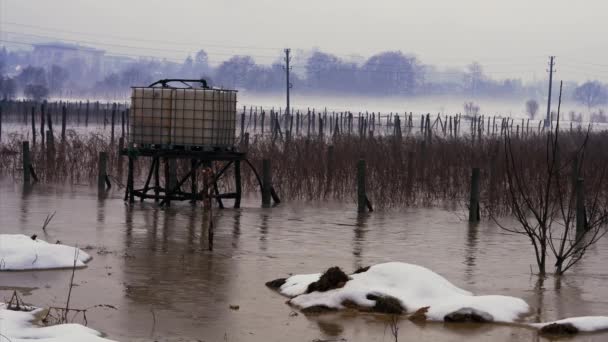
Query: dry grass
2,128,606,212
2,100,608,211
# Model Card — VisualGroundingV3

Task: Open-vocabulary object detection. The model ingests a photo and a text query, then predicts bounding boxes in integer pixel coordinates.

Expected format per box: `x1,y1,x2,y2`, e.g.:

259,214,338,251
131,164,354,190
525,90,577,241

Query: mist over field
239,93,589,119
0,0,607,122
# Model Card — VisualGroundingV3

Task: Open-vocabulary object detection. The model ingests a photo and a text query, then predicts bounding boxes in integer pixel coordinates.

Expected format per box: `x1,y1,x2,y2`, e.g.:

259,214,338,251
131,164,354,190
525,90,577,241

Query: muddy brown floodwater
1,181,608,342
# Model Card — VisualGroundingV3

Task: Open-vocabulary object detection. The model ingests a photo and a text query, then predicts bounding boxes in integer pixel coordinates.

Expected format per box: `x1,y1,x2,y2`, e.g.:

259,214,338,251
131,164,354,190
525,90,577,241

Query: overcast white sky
1,0,607,82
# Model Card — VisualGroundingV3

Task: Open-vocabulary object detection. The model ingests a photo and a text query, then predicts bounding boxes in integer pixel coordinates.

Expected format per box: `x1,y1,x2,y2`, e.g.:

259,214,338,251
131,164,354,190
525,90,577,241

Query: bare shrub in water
491,83,608,275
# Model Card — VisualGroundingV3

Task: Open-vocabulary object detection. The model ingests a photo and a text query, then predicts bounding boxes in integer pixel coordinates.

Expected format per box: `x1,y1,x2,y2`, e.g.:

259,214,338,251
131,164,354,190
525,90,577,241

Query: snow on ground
277,262,530,323
0,304,116,342
0,234,91,271
530,316,608,332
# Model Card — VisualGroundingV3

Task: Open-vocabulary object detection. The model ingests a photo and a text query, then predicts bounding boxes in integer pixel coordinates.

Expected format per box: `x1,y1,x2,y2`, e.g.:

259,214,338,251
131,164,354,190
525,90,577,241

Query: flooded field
2,181,608,341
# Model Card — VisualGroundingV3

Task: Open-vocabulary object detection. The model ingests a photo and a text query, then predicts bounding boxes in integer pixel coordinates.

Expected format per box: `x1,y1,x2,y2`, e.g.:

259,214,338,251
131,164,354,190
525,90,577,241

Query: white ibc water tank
130,88,173,145
130,87,237,148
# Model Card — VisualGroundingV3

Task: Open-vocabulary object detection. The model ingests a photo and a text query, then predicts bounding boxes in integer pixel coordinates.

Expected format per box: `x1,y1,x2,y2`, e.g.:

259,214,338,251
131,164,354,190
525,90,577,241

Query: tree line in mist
0,45,607,114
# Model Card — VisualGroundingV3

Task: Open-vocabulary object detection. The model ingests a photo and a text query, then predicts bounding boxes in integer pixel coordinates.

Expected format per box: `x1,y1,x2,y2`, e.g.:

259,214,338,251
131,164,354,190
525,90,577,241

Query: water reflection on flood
1,182,608,341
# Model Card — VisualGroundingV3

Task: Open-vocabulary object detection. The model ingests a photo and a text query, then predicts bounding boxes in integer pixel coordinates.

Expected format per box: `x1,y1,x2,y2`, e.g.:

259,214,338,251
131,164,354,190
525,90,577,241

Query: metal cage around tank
129,79,237,150
122,78,281,212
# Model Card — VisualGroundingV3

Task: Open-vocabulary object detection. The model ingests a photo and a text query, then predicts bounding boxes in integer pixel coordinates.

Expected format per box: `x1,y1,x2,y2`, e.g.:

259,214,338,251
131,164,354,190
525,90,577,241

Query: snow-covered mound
0,234,91,271
268,262,530,323
0,303,116,342
531,316,608,334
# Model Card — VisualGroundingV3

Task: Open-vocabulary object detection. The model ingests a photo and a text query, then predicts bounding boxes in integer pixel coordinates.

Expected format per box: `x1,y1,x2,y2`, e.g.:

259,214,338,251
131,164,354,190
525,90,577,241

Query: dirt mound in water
265,278,286,289
341,294,405,315
540,322,579,335
444,308,493,323
366,294,405,314
306,267,350,293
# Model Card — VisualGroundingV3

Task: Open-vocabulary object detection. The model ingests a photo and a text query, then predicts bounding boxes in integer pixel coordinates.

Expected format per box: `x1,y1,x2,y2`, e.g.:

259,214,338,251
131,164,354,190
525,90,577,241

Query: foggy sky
1,0,607,82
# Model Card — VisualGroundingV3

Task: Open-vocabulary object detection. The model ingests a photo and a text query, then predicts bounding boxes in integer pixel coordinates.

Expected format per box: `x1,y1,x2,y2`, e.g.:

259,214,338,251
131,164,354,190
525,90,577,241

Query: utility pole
545,56,555,128
284,48,292,115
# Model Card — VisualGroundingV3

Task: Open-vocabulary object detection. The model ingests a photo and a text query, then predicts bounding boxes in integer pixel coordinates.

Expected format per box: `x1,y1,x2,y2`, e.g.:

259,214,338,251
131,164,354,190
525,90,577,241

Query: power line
2,24,604,83
3,30,283,61
0,38,185,63
0,37,560,80
0,21,560,67
2,21,283,51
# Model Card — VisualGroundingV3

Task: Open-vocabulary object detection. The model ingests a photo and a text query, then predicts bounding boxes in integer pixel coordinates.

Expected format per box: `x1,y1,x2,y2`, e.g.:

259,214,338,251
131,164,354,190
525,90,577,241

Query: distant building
32,42,105,76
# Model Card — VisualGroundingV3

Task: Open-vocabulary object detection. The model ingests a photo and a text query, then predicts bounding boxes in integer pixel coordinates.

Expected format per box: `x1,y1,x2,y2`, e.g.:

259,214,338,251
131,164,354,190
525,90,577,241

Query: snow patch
280,273,322,297
531,316,608,333
0,304,116,342
0,234,91,271
275,262,530,323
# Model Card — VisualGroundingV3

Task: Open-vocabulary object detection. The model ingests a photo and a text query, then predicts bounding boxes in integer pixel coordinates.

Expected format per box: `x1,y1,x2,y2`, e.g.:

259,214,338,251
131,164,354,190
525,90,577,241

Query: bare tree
24,84,49,101
463,101,480,116
574,81,607,111
464,62,484,96
525,99,539,120
494,82,608,275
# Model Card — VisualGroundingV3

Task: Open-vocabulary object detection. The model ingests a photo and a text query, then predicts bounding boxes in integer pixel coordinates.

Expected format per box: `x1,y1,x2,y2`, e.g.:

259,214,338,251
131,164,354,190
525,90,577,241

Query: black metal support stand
121,147,265,208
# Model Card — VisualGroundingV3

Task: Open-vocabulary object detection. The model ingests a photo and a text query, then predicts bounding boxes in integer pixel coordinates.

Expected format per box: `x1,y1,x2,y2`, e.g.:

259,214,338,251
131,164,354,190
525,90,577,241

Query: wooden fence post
357,159,373,213
31,107,36,146
111,104,116,144
85,100,90,127
127,155,134,203
61,105,67,142
121,110,125,137
46,105,53,135
262,159,271,208
22,141,31,185
240,108,246,139
98,152,108,194
469,167,480,222
234,160,242,208
40,103,45,148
